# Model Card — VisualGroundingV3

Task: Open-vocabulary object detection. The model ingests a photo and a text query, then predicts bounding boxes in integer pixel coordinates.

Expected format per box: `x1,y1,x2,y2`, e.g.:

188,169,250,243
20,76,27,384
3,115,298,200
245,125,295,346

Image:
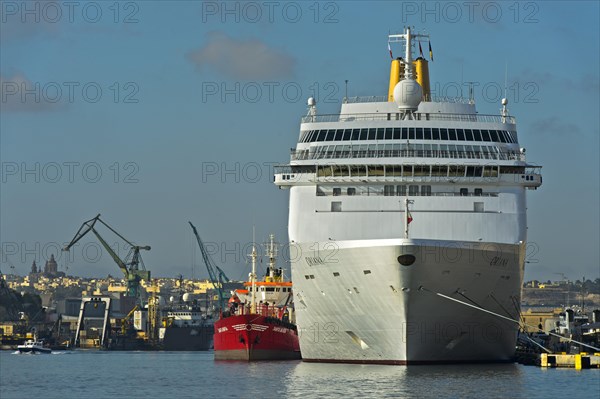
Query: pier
540,353,600,369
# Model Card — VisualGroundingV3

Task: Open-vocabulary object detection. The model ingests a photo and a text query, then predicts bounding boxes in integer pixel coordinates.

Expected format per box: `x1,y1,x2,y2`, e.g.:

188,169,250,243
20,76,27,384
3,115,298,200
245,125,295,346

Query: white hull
291,239,525,364
17,343,51,354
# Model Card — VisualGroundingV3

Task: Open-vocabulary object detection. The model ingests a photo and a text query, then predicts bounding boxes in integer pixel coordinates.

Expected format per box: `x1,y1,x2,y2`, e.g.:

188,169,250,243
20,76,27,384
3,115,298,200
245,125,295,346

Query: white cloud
0,73,65,113
187,31,295,80
0,5,61,43
520,69,600,95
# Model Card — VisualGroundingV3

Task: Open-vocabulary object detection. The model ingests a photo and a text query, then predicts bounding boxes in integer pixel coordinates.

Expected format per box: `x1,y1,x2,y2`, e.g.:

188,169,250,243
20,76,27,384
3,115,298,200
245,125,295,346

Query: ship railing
290,149,526,161
301,112,515,124
343,96,470,104
275,165,540,181
316,190,500,197
274,165,315,174
257,303,278,318
428,96,472,104
229,303,278,318
343,95,388,103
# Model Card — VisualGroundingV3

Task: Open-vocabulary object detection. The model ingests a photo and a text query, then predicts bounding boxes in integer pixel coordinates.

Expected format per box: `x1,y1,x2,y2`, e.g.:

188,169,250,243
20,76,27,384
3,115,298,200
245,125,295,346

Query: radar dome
307,97,316,106
501,98,508,105
393,79,422,110
182,293,191,302
169,296,175,302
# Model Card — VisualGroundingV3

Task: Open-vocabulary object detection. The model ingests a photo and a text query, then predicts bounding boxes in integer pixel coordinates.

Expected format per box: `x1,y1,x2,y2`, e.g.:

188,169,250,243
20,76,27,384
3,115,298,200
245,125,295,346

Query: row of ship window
318,185,490,197
247,287,291,292
275,165,527,178
305,270,372,280
316,164,526,178
329,200,485,213
294,143,520,161
299,128,518,144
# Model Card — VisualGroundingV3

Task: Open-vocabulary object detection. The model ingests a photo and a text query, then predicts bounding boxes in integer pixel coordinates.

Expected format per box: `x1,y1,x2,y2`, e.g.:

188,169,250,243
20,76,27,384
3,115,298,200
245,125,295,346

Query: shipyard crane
188,221,230,311
63,214,151,302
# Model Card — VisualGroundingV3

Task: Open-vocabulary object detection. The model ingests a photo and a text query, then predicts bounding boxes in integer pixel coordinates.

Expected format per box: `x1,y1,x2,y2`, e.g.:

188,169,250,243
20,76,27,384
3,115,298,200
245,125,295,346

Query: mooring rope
418,285,600,353
518,331,552,353
509,295,526,326
489,292,517,321
456,290,483,308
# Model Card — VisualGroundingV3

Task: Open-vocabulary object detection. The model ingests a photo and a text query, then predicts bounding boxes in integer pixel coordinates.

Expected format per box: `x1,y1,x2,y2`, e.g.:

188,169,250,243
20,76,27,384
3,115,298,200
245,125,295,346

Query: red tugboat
214,234,301,361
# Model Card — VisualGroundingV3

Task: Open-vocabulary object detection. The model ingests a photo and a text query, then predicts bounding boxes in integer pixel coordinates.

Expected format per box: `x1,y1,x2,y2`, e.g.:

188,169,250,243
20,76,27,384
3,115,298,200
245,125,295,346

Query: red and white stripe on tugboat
231,323,269,332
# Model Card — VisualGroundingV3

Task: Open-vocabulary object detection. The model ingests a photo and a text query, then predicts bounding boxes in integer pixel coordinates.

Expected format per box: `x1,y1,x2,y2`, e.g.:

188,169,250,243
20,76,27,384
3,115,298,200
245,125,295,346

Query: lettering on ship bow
305,256,325,266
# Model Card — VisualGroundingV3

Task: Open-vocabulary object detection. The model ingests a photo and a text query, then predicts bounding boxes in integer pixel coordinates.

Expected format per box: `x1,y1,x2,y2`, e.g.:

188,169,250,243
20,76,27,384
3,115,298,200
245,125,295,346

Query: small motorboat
17,338,52,354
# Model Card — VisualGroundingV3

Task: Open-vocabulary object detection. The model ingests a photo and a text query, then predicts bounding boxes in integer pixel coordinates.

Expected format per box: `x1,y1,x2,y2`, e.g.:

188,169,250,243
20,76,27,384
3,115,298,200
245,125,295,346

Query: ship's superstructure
274,28,542,364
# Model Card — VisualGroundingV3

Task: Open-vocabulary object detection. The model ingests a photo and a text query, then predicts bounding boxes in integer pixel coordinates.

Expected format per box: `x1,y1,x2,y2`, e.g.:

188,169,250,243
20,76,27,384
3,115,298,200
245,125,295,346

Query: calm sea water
1,351,598,399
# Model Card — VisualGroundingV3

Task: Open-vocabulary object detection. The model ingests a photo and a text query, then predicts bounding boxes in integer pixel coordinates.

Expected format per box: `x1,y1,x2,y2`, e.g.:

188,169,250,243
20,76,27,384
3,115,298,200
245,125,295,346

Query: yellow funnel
413,57,431,101
387,59,401,102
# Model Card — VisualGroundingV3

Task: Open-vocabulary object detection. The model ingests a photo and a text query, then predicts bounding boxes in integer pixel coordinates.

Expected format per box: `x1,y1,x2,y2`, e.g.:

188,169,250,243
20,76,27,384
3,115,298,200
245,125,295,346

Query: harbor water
1,351,598,398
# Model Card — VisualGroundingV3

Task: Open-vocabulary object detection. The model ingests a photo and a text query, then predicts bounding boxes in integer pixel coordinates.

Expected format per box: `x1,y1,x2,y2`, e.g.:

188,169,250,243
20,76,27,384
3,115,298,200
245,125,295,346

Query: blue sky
1,1,598,282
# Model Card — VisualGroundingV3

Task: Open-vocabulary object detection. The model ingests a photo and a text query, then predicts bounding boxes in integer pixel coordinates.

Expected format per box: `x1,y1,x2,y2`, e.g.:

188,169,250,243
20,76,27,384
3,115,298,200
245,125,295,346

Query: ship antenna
464,81,476,105
504,61,508,100
460,62,464,98
501,62,509,122
344,80,349,103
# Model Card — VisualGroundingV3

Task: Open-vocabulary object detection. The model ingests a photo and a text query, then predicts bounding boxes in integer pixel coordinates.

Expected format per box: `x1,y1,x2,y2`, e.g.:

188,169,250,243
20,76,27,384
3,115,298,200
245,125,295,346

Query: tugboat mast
267,234,278,280
250,228,257,314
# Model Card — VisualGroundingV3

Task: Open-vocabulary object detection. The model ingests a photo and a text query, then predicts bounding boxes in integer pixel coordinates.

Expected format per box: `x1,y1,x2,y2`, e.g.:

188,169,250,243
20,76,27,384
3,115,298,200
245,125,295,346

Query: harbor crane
188,221,230,311
63,214,151,302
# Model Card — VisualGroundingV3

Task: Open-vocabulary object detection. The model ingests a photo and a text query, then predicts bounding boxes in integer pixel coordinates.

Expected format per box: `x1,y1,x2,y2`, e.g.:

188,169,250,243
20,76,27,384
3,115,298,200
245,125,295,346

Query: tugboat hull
214,314,301,361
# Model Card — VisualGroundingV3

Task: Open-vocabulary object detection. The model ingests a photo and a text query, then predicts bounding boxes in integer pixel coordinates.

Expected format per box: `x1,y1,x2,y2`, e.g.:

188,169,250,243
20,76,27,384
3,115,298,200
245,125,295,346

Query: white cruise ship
273,28,542,364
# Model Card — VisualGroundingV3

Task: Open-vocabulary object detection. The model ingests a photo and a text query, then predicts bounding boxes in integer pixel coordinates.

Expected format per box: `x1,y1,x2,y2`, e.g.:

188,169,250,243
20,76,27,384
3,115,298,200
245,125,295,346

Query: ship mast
404,27,413,79
388,27,430,80
267,234,277,280
388,27,430,118
250,227,258,314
